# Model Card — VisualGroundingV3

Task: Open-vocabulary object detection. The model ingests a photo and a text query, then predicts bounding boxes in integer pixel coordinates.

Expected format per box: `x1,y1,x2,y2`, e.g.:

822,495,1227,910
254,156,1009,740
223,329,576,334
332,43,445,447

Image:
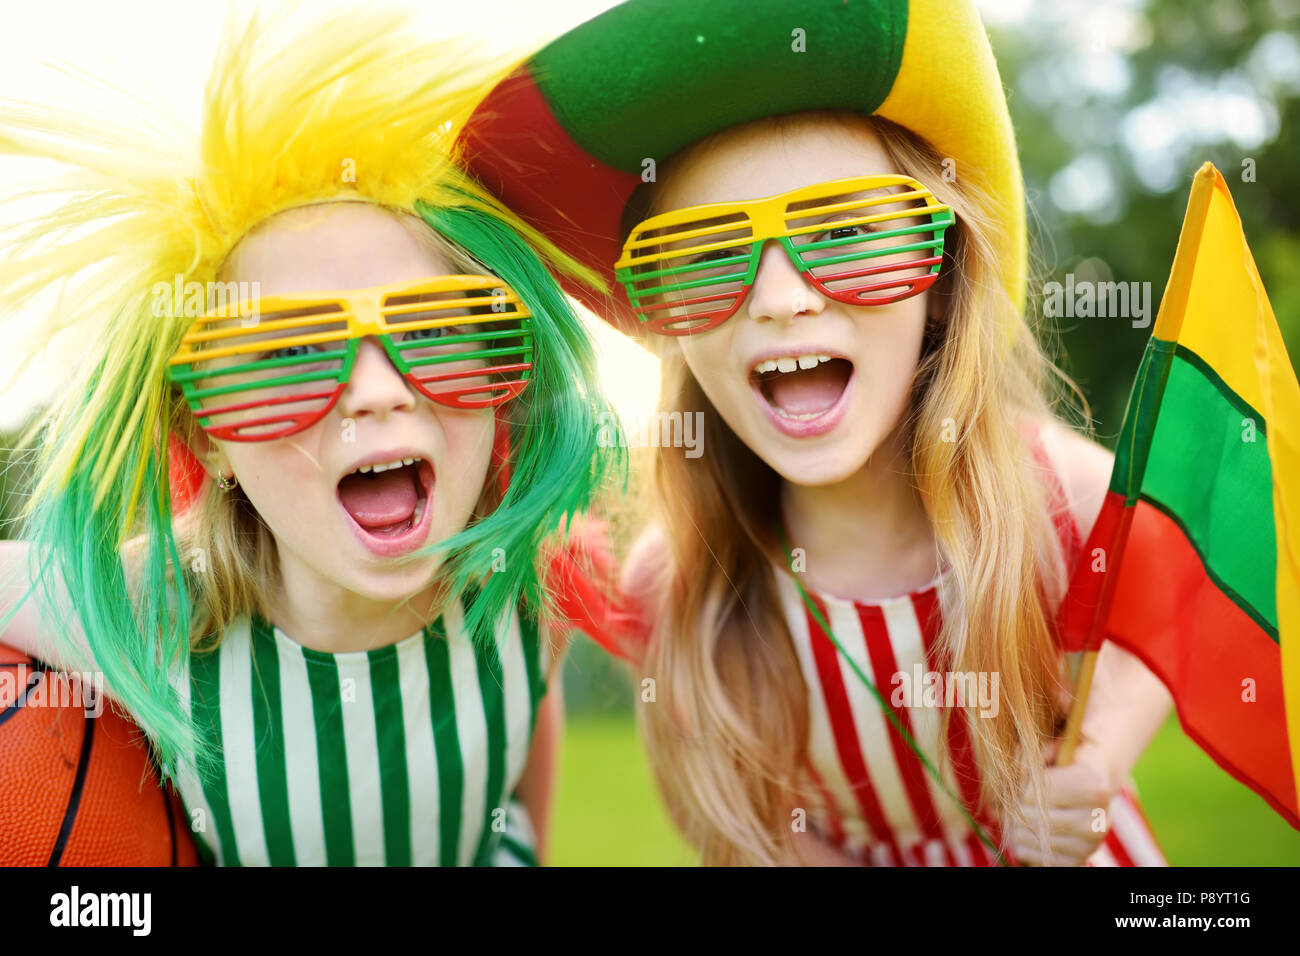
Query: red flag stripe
1104,501,1299,827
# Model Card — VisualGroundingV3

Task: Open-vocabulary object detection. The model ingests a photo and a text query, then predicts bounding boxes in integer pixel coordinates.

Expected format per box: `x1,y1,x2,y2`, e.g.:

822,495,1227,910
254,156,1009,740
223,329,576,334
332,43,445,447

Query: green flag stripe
189,647,240,866
1114,340,1267,494
425,616,463,867
1112,338,1176,499
1122,343,1277,632
1136,493,1279,643
1174,344,1267,435
531,0,909,172
249,617,296,866
304,655,355,866
369,647,411,867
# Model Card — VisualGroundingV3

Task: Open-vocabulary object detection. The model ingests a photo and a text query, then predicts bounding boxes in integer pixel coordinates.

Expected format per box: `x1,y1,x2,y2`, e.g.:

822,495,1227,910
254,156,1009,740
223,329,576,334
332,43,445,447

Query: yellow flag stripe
1154,165,1267,417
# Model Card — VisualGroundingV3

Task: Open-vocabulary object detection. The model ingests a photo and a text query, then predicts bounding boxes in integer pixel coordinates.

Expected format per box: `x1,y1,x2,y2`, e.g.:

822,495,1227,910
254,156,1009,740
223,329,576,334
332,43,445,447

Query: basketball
0,643,199,866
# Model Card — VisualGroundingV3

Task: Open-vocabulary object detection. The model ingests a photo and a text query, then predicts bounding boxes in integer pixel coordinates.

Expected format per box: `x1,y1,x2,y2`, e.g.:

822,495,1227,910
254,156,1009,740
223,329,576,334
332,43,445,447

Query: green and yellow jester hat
460,0,1027,339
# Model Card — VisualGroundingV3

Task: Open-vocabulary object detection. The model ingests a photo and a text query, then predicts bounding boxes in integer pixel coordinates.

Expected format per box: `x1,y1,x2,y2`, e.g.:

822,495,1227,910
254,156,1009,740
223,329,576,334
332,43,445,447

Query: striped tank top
170,594,547,866
778,438,1167,867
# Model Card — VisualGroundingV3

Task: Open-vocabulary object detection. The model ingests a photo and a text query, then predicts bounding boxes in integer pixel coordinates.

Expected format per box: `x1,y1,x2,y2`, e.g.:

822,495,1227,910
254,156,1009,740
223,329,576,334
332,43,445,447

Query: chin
750,420,888,488
348,563,441,603
770,452,869,488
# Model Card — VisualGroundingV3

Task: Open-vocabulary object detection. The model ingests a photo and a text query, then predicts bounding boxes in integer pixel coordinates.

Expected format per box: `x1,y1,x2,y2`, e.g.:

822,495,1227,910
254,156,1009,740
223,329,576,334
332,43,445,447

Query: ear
167,430,210,513
180,426,232,480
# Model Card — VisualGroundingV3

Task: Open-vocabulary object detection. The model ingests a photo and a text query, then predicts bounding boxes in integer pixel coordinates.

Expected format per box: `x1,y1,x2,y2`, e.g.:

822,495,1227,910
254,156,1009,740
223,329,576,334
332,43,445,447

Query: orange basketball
0,644,199,866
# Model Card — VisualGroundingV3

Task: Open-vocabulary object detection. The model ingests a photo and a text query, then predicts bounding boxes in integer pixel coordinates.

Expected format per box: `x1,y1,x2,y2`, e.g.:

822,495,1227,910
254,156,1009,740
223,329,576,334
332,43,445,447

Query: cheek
854,307,928,411
221,442,330,534
435,411,496,498
678,335,740,407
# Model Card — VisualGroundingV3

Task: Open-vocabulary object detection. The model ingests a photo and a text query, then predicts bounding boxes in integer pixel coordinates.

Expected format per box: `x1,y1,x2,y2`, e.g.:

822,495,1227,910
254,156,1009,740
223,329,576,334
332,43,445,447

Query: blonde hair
634,110,1085,865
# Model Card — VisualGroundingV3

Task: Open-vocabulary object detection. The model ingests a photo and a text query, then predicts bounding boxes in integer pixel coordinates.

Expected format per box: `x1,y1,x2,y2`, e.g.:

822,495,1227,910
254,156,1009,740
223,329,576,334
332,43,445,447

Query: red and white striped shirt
777,439,1167,867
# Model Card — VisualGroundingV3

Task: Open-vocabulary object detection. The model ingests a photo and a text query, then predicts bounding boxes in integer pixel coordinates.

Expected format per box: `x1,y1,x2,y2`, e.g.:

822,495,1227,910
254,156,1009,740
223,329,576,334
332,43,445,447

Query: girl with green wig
0,6,622,866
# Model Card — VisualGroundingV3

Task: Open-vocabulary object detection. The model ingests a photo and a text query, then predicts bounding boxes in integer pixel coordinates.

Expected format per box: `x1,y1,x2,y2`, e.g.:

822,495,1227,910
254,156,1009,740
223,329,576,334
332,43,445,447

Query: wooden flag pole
1057,650,1098,765
1056,506,1138,765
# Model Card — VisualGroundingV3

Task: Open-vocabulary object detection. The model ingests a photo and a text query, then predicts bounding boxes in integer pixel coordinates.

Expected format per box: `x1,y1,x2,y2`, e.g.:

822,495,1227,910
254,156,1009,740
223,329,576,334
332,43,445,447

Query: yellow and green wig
0,6,621,781
460,0,1027,337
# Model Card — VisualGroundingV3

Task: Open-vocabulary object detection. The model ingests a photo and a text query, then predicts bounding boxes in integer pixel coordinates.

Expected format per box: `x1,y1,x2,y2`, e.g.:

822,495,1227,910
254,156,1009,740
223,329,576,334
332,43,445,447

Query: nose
743,239,827,325
336,336,417,421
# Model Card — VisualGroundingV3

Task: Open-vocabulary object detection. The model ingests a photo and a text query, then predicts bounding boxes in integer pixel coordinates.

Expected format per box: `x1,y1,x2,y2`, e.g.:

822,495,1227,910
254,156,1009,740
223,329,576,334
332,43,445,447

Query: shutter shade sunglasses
615,174,954,335
168,274,532,441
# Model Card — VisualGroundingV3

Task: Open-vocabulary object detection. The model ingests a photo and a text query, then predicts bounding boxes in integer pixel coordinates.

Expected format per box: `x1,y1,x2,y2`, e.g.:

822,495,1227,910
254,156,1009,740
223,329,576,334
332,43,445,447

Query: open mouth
336,457,434,547
750,353,854,421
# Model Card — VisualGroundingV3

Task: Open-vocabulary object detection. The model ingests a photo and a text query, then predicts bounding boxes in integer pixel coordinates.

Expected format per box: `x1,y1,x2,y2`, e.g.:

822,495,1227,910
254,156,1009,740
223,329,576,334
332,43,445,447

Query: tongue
338,467,418,531
765,363,849,415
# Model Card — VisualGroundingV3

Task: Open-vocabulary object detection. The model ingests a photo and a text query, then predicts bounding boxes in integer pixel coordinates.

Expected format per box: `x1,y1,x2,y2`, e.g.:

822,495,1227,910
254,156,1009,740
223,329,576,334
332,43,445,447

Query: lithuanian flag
1058,162,1300,830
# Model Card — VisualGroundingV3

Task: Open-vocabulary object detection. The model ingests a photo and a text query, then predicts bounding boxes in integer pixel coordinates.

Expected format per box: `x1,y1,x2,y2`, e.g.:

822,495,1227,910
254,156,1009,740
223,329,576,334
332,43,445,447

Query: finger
1041,836,1105,867
1008,832,1100,868
1015,804,1104,840
1021,769,1111,810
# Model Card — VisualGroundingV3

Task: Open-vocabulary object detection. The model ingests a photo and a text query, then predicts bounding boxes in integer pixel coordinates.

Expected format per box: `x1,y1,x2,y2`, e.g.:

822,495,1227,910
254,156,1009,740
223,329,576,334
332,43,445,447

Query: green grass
549,713,696,866
549,712,1300,866
1131,715,1300,865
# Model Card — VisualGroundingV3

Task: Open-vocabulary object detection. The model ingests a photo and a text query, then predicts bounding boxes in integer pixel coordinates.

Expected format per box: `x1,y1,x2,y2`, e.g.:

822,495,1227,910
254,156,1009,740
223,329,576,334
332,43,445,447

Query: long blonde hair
635,111,1084,865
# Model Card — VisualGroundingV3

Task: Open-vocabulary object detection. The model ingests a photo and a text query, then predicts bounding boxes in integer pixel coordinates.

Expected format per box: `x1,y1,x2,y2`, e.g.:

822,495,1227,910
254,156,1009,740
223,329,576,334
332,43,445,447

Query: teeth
772,406,829,422
355,456,421,476
753,354,838,375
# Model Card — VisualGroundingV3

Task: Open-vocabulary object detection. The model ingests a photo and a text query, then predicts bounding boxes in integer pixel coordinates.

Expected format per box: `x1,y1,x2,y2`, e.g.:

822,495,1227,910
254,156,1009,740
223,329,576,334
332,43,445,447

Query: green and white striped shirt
171,594,548,866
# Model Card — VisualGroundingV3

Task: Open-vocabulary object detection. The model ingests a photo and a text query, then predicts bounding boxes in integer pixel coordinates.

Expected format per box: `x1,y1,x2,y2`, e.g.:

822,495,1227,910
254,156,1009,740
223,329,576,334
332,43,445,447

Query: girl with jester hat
462,0,1173,866
0,6,623,866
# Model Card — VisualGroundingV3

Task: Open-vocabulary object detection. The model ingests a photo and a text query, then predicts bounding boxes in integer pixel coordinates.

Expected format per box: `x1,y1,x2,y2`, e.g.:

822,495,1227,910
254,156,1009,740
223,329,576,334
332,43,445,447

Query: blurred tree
985,0,1300,442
